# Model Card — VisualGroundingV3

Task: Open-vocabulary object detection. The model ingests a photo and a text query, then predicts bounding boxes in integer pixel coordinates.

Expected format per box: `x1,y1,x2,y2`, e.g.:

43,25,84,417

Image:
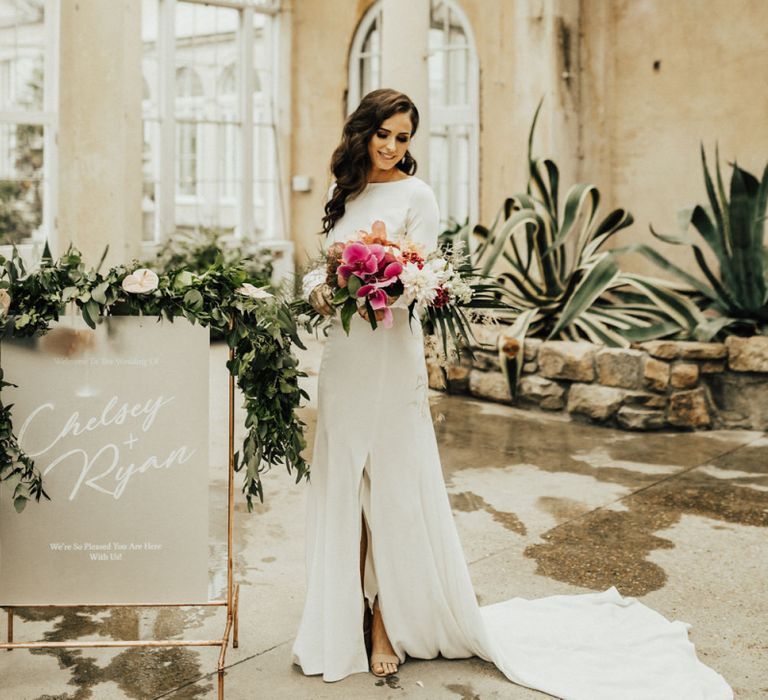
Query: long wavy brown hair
322,88,419,234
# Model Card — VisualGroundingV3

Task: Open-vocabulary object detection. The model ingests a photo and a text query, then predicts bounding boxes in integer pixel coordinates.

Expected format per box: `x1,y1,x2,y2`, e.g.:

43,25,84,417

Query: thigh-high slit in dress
291,176,732,699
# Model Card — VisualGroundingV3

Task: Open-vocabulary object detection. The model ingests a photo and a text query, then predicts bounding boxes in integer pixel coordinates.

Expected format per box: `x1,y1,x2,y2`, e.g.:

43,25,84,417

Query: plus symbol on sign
124,434,138,450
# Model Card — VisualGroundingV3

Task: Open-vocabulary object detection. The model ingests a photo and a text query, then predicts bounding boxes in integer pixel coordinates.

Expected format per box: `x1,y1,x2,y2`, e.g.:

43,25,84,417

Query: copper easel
2,347,241,699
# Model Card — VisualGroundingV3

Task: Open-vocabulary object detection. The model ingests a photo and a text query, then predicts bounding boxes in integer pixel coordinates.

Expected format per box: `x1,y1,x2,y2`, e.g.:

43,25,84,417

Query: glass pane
142,119,157,242
359,19,380,99
253,122,275,237
0,0,45,112
447,47,468,106
429,129,448,222
428,0,447,107
451,124,470,224
252,7,269,100
428,29,445,106
176,122,198,197
361,54,380,99
218,122,239,201
446,9,468,106
0,121,43,244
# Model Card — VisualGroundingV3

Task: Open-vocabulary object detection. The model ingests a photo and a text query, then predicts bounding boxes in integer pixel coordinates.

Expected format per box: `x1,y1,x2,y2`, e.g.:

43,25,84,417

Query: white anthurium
121,268,160,294
237,282,273,300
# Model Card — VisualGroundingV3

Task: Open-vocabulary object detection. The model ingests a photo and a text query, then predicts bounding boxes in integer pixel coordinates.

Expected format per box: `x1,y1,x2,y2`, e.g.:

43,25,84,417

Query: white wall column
381,0,430,181
57,0,143,267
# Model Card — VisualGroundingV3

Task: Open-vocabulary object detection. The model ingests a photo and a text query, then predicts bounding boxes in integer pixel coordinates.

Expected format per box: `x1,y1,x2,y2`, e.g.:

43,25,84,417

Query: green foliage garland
0,246,309,513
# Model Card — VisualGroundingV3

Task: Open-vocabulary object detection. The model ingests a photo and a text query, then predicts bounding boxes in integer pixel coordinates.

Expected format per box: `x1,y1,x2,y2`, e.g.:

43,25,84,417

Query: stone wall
427,327,768,431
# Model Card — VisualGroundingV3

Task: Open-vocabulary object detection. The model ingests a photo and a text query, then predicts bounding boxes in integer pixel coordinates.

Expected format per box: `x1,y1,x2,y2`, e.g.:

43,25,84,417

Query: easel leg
233,585,240,649
6,608,12,650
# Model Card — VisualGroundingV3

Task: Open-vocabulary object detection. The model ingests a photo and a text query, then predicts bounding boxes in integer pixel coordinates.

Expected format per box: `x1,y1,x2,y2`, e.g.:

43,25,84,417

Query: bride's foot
369,598,399,677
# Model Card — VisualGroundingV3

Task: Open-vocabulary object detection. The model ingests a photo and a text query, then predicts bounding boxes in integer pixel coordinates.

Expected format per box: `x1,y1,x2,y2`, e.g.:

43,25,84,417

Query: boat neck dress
290,175,732,700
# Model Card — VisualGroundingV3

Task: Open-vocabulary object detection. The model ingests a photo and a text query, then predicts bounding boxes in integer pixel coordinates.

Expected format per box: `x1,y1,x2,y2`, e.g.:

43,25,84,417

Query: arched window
217,63,262,96
347,0,479,227
175,65,203,97
348,3,382,109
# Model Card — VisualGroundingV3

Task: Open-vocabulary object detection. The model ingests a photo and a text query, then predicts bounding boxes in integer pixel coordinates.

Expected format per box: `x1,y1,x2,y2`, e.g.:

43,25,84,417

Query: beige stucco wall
458,0,582,224
57,0,143,268
289,0,768,281
593,0,768,274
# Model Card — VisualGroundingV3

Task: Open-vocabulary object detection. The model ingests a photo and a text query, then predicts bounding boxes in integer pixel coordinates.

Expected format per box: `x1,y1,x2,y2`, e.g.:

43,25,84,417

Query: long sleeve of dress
405,182,441,253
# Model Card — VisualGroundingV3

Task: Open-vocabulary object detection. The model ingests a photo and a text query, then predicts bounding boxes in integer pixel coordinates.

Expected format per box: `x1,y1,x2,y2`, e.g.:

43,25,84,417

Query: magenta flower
336,241,385,282
357,282,394,328
383,260,403,279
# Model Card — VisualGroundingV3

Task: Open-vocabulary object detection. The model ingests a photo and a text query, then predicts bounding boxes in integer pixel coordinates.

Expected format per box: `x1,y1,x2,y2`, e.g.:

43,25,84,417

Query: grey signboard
0,316,210,605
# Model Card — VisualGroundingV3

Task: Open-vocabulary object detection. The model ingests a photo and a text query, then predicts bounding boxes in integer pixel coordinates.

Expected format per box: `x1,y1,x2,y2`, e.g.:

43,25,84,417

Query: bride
291,88,732,699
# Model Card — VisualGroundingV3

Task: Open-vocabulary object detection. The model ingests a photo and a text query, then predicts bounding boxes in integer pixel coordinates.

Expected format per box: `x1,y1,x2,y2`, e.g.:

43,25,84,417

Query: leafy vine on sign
0,246,310,513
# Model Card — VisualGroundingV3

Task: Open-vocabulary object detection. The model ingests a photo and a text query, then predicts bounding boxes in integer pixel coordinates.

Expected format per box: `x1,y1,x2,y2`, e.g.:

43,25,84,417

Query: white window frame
145,0,282,248
428,0,479,225
347,2,382,114
346,0,479,226
0,0,59,252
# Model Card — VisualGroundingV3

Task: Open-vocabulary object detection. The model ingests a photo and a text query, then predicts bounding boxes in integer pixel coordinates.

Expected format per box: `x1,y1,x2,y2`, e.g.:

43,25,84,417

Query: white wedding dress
291,176,732,699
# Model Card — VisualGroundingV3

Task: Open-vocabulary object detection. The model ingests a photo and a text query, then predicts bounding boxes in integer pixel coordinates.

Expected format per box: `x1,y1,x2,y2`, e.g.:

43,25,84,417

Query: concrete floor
1,335,767,700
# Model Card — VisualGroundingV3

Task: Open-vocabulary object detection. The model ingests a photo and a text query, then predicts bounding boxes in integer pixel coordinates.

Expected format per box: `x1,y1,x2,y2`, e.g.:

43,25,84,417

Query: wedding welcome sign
0,316,210,605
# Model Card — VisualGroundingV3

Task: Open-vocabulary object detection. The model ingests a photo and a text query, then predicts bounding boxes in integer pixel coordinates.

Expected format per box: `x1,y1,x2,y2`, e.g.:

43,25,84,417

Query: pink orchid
337,242,382,281
356,284,393,328
382,260,403,279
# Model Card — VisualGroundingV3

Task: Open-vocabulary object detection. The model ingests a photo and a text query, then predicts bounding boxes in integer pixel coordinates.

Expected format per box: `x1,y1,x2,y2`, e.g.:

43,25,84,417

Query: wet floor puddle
433,394,768,596
9,606,215,699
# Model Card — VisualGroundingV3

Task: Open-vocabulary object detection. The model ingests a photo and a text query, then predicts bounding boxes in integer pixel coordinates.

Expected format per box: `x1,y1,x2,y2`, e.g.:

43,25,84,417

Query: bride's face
368,112,412,172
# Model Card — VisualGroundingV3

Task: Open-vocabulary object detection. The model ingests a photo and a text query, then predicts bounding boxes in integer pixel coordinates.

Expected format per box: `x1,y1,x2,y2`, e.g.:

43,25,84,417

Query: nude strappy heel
369,598,399,677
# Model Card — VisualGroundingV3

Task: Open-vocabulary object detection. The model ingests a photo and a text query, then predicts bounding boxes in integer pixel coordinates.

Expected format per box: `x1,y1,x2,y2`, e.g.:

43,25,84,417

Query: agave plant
625,147,768,339
444,103,703,390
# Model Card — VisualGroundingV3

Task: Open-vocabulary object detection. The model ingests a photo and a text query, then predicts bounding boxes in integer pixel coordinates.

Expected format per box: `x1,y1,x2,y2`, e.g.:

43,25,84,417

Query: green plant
625,147,768,339
0,245,309,513
443,103,702,391
149,227,274,287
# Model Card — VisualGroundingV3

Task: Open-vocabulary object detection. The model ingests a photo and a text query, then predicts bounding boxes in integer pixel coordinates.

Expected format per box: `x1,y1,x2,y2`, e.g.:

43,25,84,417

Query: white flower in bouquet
424,257,453,283
236,282,274,300
122,268,159,294
445,275,473,304
400,261,440,307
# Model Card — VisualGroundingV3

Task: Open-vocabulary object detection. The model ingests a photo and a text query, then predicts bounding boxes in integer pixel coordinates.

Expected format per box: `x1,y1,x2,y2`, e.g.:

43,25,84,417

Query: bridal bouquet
296,221,498,356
